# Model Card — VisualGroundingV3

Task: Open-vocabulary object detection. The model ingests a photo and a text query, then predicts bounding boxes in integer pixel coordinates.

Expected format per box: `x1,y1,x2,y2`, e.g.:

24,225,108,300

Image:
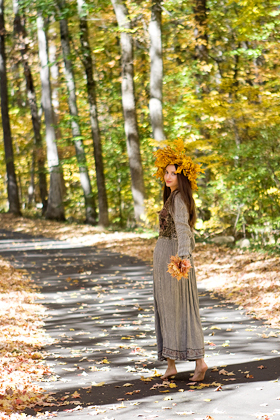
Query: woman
153,140,207,381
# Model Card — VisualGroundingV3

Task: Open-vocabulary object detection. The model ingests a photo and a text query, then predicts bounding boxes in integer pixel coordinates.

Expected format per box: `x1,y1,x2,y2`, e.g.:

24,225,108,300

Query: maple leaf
71,391,80,398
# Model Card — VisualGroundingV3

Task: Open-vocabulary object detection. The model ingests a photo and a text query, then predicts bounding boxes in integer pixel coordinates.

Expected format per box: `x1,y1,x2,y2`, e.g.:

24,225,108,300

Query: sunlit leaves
0,258,52,414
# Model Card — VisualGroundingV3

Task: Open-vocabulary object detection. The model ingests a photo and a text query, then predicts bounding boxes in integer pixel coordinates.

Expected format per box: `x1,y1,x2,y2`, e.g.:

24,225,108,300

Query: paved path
0,229,280,420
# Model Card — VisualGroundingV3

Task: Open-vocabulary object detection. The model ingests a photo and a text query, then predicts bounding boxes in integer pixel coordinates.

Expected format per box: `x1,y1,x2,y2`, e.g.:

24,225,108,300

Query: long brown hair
163,165,197,228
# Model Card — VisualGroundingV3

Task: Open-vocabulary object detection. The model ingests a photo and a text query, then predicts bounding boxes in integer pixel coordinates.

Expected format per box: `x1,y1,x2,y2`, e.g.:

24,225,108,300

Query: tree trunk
28,152,35,206
193,0,209,95
13,0,48,212
111,0,145,222
37,14,65,221
149,0,165,141
193,0,208,61
0,0,21,215
48,27,67,198
77,0,109,227
57,0,97,225
48,25,63,140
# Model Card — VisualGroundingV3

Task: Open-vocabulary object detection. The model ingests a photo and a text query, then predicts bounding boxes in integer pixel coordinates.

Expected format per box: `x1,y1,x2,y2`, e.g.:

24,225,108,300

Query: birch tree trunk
37,14,65,221
48,27,67,198
111,0,145,222
149,0,165,141
48,25,62,140
0,0,21,215
57,0,97,225
13,0,47,212
77,0,109,227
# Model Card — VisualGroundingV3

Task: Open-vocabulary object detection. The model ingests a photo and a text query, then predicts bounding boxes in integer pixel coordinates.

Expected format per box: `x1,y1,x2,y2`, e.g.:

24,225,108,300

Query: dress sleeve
172,193,193,259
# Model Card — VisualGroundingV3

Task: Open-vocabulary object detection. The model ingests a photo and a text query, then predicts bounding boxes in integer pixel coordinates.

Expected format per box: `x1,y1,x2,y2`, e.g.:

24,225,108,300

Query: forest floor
0,256,52,418
0,214,279,419
0,213,279,330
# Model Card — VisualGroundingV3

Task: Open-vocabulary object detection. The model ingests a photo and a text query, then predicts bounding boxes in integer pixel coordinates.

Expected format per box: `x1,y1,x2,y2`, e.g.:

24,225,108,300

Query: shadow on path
1,229,280,420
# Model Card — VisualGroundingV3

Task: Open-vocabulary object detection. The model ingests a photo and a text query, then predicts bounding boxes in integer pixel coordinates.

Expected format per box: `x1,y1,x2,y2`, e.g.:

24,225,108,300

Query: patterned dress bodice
158,191,195,258
158,196,177,239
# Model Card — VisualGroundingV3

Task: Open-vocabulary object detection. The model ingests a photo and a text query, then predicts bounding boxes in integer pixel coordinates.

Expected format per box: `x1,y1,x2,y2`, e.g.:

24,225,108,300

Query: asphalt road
0,229,280,420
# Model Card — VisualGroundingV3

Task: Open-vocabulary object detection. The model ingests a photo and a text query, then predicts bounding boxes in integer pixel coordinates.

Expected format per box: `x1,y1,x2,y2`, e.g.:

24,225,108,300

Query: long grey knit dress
153,191,205,361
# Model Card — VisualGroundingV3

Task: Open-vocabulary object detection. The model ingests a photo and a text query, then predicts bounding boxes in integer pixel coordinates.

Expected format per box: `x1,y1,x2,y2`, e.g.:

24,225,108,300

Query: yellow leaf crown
153,139,204,191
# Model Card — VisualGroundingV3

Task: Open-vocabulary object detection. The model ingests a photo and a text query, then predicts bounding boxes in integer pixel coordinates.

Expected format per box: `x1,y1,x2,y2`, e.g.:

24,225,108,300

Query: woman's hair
163,165,197,228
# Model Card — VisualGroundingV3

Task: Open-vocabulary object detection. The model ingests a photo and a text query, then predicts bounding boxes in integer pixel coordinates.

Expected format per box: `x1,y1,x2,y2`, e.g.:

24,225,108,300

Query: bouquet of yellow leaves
167,255,192,281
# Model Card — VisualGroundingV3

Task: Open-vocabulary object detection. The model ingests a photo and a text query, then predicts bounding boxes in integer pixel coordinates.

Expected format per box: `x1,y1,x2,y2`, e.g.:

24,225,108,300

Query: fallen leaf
71,391,80,398
91,381,105,387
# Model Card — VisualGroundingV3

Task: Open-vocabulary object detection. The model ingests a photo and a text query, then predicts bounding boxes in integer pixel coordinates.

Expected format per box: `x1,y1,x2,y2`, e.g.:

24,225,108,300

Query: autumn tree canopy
0,0,279,243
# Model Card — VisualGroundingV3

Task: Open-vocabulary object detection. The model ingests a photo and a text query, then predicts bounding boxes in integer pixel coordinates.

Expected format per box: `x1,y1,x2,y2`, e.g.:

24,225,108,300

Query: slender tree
111,0,145,222
48,25,66,197
37,14,65,220
13,0,47,211
77,0,109,227
193,0,209,94
149,0,165,141
57,0,97,224
48,27,61,136
0,0,21,215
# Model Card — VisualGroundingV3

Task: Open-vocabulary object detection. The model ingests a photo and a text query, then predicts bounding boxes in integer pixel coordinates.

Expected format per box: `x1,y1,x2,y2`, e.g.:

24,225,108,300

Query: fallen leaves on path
99,237,280,329
102,240,280,329
0,215,280,417
1,214,279,329
0,258,52,418
194,244,280,329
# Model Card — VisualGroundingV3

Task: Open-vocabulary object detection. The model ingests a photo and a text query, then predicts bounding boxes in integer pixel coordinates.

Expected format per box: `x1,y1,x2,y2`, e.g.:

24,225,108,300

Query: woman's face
164,164,178,192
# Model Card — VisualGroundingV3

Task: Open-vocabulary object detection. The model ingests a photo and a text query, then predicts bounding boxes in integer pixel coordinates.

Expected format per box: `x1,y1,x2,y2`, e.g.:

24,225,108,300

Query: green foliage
0,0,279,241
